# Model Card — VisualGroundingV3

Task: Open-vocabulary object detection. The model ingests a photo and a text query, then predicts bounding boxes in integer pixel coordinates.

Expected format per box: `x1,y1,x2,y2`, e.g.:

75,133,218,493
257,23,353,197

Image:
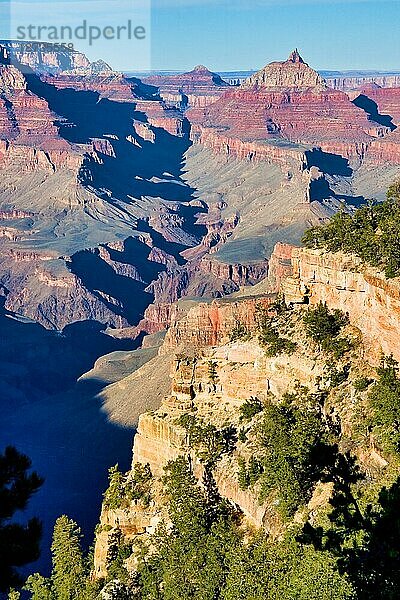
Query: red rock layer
0,140,84,172
0,63,84,170
187,52,393,166
134,100,184,136
188,88,387,164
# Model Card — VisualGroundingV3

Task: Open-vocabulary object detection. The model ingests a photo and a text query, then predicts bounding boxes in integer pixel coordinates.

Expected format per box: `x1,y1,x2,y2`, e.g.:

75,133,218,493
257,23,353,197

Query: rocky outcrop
0,255,128,330
352,86,400,125
143,65,230,109
94,300,335,576
0,140,84,172
162,295,273,352
146,255,269,307
1,41,92,74
244,49,327,91
134,100,184,136
42,72,137,101
0,62,86,173
0,209,34,219
282,247,400,363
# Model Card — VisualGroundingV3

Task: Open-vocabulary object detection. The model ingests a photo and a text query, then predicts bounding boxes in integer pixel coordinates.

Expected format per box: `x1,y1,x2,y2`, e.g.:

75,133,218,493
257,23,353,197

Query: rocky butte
187,49,393,164
142,64,230,108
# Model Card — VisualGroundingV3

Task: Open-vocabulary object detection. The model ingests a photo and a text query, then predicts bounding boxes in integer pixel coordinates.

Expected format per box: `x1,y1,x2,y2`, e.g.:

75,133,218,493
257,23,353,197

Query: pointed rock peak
287,49,304,64
243,50,327,92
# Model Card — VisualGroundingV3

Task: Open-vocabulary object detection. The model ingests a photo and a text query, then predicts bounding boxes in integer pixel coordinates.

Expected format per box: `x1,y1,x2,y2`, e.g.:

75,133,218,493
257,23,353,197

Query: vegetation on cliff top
103,463,153,510
302,182,400,278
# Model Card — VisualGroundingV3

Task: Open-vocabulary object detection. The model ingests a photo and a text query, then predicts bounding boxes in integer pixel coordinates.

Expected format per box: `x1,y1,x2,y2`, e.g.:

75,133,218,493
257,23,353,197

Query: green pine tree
23,573,53,599
50,516,96,600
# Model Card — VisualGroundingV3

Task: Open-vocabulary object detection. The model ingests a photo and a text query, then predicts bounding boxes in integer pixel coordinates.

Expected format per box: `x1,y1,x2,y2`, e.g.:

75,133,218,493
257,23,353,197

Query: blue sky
151,0,400,72
0,0,399,72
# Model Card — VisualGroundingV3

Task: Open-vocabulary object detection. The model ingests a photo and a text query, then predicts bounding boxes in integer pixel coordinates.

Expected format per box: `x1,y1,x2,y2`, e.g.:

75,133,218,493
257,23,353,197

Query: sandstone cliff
94,242,400,578
282,247,400,363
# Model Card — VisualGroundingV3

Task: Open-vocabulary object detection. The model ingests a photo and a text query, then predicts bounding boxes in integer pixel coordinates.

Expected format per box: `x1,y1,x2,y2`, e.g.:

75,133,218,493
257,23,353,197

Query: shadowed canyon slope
0,44,271,331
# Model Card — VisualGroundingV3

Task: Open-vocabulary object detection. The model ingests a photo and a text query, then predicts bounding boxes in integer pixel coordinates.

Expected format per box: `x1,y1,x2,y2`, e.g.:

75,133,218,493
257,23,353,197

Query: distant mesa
143,64,229,89
244,49,327,91
0,40,115,77
142,64,230,109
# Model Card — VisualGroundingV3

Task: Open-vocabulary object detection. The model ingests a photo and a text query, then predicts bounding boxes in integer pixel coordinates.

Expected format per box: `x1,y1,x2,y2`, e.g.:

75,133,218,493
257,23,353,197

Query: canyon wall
282,247,400,363
327,74,400,91
94,241,400,576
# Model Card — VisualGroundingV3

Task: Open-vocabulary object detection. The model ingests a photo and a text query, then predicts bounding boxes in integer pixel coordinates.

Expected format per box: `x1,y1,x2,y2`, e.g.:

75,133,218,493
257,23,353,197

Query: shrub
103,465,126,509
328,364,351,388
238,427,248,443
125,463,153,506
257,401,332,520
239,397,264,421
238,456,263,490
229,321,251,342
303,301,351,357
103,463,153,510
368,354,400,455
353,377,373,392
208,361,219,384
255,304,297,357
177,414,237,466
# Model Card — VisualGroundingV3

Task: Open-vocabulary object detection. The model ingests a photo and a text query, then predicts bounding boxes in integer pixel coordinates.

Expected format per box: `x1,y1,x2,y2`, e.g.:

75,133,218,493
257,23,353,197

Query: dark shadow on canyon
16,62,209,325
69,248,155,325
309,177,366,207
22,66,202,211
353,94,397,131
0,298,136,577
305,149,353,177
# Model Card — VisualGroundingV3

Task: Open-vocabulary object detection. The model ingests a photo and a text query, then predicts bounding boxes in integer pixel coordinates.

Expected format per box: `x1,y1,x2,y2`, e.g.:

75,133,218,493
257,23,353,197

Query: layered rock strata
94,241,400,577
187,51,391,167
282,247,400,363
